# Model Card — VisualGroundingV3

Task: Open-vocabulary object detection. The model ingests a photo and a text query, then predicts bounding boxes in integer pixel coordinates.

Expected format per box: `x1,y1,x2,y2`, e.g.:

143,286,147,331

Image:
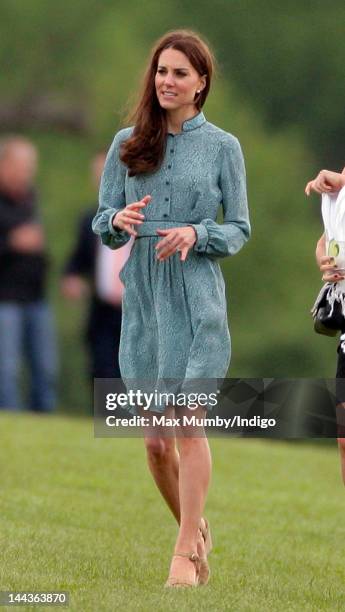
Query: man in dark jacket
0,136,57,411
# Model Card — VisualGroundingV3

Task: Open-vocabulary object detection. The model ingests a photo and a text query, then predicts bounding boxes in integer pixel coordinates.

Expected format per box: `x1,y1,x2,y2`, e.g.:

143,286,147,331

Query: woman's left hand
155,227,197,262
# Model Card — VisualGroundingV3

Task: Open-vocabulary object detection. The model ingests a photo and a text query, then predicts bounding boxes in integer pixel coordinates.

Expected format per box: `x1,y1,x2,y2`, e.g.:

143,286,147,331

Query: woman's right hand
318,255,345,283
112,195,151,237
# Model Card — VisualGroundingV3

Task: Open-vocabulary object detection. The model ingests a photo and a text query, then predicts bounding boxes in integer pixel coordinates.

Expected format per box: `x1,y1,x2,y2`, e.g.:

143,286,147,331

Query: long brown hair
120,29,215,176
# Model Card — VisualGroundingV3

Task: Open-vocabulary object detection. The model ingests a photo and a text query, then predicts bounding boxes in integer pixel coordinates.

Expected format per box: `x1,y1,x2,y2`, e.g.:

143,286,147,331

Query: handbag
311,283,345,336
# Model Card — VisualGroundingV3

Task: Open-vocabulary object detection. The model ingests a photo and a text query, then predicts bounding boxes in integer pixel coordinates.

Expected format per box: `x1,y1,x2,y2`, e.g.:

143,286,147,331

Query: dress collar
167,111,206,135
182,110,206,132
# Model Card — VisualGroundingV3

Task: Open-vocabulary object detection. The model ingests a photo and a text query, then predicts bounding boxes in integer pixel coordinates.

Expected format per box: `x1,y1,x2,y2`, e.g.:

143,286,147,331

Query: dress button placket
164,135,174,218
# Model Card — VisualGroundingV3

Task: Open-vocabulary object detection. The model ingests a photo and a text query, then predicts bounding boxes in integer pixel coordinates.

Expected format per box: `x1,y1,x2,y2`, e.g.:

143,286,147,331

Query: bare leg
141,430,208,535
336,402,345,485
167,406,212,583
337,438,345,485
139,406,181,523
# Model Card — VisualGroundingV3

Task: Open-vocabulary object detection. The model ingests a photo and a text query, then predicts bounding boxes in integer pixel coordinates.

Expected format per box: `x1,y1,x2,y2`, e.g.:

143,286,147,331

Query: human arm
187,135,251,258
7,223,44,253
63,213,95,277
60,213,94,299
60,275,89,300
305,168,345,196
154,136,250,262
92,129,151,248
0,189,44,255
0,225,41,255
316,232,344,282
315,233,326,268
92,129,133,249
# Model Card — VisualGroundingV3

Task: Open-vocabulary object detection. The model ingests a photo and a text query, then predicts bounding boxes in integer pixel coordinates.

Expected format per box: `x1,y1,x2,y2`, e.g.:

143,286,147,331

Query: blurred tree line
2,0,344,166
0,1,342,412
176,0,345,168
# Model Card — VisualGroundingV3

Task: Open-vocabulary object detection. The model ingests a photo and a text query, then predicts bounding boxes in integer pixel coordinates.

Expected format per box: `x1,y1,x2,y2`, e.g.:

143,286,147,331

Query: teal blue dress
92,111,250,413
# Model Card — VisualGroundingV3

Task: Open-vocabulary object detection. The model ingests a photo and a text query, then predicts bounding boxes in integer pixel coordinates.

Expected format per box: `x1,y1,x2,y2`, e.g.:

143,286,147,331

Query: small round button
165,180,170,185
165,197,169,202
168,164,171,169
170,149,174,153
163,213,168,218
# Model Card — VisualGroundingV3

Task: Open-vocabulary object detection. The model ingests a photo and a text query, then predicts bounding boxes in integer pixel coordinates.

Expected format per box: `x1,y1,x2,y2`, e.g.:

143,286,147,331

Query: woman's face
155,48,206,111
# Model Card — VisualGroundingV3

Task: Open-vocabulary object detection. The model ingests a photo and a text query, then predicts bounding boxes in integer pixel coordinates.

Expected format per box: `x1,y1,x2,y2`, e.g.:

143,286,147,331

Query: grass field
1,411,344,611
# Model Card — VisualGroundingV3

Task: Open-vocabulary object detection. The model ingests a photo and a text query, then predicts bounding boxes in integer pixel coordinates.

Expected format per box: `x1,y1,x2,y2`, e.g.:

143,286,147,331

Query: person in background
61,151,131,382
0,136,58,412
306,166,345,484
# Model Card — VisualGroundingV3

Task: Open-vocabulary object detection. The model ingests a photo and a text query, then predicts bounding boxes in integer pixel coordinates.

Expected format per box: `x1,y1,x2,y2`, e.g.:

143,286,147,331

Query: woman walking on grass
92,29,250,587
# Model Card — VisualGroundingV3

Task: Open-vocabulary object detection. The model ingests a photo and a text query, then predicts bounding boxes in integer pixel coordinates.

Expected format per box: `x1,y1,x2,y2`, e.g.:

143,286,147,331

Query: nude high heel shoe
198,517,213,585
164,551,201,588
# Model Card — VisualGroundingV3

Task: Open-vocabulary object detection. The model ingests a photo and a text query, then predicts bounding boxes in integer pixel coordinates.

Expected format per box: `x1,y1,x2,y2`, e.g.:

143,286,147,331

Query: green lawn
1,412,344,611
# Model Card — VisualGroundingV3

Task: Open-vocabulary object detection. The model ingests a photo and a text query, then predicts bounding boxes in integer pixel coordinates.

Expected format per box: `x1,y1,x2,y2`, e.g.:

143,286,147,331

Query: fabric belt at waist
135,220,192,238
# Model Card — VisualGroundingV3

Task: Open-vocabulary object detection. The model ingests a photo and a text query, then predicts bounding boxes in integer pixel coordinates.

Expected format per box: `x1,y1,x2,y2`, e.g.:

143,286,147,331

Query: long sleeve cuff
188,217,250,258
188,223,208,253
93,209,131,250
108,210,126,237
